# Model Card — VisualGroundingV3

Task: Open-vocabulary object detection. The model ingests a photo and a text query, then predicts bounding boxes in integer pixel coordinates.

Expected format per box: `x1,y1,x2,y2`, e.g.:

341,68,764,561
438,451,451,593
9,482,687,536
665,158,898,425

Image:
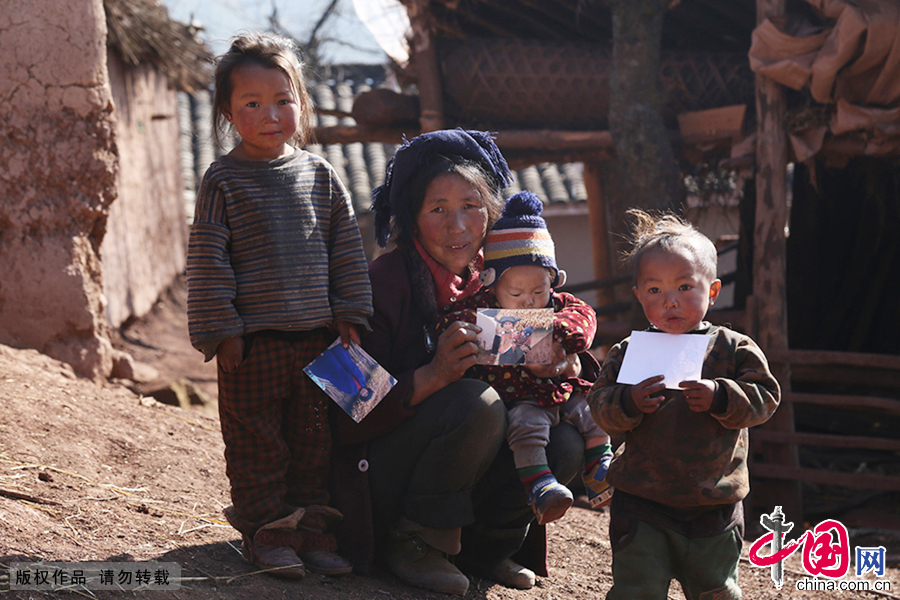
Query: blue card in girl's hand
304,339,396,422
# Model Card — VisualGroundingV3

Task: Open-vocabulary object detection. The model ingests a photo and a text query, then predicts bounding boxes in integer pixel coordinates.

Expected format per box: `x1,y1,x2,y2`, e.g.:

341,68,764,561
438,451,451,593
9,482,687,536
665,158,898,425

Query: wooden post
583,161,616,310
406,0,444,132
752,0,803,527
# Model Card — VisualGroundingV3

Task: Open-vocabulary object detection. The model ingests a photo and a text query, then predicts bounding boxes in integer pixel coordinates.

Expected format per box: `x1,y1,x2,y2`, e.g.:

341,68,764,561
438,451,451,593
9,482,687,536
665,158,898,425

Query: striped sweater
186,150,373,360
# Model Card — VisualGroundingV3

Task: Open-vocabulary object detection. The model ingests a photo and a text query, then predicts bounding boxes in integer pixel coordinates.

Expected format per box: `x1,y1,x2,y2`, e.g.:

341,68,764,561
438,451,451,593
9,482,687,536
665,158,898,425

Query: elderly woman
329,130,590,595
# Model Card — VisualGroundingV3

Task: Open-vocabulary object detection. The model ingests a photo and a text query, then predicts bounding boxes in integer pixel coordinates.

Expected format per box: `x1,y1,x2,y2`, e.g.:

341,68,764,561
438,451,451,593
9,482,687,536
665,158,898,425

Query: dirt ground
1,277,899,599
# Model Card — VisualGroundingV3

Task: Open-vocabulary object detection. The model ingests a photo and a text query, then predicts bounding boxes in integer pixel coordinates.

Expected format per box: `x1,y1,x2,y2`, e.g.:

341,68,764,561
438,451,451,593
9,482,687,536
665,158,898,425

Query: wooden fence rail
751,347,900,494
751,429,900,452
784,392,900,415
752,464,900,492
768,349,900,371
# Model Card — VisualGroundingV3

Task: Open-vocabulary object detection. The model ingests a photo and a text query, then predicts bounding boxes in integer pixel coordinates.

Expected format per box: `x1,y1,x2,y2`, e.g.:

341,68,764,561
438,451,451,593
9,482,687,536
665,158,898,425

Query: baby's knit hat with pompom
480,191,565,288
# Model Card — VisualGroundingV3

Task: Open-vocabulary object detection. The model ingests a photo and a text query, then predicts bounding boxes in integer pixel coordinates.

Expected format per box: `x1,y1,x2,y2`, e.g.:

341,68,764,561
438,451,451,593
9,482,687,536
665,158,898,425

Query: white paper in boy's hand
616,331,710,390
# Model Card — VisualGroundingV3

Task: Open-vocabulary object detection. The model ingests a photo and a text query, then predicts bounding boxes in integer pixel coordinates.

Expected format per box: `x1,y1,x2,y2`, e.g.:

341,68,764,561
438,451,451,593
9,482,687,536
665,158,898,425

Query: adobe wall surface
0,0,118,378
102,53,187,329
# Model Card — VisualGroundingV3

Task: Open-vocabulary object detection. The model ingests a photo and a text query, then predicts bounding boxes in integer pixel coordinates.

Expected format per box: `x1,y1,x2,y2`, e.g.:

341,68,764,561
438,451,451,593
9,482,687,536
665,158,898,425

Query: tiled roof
179,69,589,219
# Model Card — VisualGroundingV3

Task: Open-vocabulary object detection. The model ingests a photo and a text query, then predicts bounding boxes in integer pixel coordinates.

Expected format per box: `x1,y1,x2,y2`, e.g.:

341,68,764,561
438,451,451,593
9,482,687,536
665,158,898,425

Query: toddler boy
588,209,780,600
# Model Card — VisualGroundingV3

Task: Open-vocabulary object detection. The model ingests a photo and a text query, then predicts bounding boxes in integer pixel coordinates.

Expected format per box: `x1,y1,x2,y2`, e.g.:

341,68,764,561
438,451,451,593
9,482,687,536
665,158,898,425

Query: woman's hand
410,321,480,406
217,336,244,373
525,340,569,378
630,374,666,413
335,320,362,349
432,321,481,384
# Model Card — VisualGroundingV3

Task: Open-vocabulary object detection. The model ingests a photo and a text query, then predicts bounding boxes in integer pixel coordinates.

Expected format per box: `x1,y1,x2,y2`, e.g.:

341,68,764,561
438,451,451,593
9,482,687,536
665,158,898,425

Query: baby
438,191,613,525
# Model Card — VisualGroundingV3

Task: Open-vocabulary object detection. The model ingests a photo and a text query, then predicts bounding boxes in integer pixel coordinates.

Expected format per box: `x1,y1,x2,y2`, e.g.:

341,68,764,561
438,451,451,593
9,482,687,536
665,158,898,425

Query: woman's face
415,173,489,276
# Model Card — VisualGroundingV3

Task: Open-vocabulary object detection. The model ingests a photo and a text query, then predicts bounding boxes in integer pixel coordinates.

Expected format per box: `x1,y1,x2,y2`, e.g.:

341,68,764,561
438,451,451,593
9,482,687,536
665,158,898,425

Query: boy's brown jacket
588,324,780,509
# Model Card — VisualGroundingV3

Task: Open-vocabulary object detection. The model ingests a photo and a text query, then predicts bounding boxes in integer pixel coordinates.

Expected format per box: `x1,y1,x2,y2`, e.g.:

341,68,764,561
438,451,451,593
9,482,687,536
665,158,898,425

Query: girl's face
415,173,489,277
224,64,301,161
632,246,721,335
494,265,552,310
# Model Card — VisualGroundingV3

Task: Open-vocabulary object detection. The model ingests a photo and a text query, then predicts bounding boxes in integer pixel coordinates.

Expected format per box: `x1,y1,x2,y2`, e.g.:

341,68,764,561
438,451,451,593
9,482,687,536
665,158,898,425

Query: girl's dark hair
389,156,505,249
211,32,314,149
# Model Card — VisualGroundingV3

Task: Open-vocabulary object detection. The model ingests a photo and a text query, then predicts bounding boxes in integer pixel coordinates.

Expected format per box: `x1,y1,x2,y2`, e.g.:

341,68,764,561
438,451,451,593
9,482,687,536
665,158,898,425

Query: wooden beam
315,108,352,119
783,392,900,416
407,0,445,132
752,0,802,524
583,160,616,310
312,126,618,157
751,430,900,452
313,125,419,145
768,349,900,371
752,464,900,492
504,149,614,171
313,125,747,164
495,130,615,152
677,105,746,145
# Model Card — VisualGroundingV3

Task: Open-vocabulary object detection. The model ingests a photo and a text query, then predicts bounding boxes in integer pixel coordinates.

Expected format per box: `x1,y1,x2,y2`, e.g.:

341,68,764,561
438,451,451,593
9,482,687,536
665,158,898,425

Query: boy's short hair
625,209,717,282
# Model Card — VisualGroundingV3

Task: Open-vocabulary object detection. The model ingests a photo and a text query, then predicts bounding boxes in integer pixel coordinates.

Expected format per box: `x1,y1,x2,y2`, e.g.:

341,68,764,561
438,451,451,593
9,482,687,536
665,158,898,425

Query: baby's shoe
583,453,614,508
527,474,573,525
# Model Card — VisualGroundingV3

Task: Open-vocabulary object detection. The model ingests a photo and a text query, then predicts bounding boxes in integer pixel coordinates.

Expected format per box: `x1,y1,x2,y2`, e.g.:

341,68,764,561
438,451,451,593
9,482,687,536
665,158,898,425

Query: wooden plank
313,124,419,145
496,130,615,152
311,126,616,153
783,392,900,415
677,105,747,145
769,349,900,371
753,10,789,354
752,464,900,492
504,149,615,171
408,0,444,132
751,430,900,452
583,160,616,310
753,0,802,522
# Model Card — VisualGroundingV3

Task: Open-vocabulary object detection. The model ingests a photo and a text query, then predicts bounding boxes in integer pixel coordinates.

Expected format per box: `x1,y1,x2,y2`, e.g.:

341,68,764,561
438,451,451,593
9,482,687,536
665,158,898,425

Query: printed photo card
474,308,554,366
304,339,397,423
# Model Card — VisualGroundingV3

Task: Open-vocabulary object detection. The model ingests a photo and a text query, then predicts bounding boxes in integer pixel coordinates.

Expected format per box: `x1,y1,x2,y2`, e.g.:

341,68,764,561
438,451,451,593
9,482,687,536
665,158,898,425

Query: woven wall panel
440,39,755,130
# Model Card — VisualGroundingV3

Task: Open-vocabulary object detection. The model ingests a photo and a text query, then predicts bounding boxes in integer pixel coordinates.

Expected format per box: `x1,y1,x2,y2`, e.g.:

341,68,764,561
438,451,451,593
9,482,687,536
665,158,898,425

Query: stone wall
102,53,187,329
0,0,118,378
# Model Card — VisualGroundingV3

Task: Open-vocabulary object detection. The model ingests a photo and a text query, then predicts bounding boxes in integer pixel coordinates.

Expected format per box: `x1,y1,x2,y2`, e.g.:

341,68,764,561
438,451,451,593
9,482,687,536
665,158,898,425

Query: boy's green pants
607,519,742,600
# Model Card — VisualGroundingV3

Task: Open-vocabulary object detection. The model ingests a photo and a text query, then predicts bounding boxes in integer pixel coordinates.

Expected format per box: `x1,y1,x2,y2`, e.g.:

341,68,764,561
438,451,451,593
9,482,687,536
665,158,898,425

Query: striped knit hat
480,191,566,288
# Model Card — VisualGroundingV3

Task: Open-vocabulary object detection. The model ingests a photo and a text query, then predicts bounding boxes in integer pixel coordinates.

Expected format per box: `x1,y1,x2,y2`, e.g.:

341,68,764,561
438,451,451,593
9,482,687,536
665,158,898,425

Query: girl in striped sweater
186,32,372,580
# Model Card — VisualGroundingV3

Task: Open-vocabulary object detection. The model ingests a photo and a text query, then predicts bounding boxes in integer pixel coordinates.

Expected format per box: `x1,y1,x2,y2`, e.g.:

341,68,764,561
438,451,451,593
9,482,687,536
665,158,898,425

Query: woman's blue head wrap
371,129,513,248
